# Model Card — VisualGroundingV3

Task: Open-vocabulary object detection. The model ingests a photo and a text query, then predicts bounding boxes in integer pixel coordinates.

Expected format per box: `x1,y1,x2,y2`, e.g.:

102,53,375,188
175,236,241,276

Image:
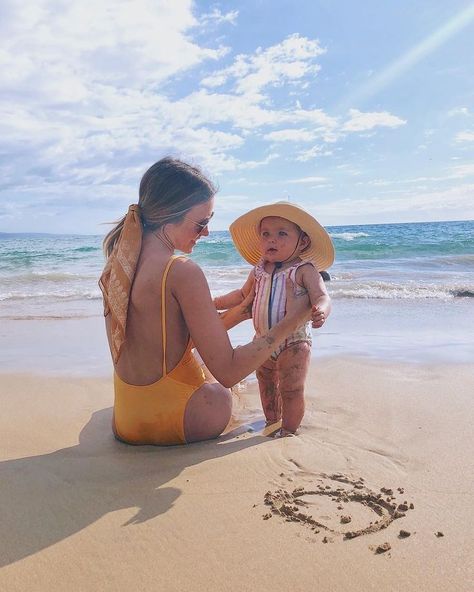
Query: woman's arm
173,260,310,387
218,289,254,330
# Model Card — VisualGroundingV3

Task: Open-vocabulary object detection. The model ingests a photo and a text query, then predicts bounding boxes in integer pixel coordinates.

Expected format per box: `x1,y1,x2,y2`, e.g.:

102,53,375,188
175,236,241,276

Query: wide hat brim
229,202,335,270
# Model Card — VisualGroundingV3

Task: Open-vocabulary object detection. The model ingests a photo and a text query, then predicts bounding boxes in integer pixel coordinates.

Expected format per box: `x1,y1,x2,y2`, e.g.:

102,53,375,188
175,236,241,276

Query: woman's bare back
106,236,194,385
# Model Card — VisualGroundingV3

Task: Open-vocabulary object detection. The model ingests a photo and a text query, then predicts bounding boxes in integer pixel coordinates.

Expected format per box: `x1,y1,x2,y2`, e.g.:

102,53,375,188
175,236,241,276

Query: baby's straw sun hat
229,201,335,271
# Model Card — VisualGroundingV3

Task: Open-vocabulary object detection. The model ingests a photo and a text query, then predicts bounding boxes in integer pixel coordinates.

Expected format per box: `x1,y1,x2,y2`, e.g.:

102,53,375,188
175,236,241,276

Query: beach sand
1,358,473,591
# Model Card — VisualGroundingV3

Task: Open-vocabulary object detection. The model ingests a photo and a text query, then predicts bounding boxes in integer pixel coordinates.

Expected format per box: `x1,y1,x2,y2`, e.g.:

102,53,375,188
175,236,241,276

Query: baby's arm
296,264,331,328
214,269,255,310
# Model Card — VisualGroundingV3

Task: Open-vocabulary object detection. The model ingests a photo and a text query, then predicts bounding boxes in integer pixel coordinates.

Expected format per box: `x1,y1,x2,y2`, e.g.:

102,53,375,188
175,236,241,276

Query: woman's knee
210,385,232,421
184,383,232,442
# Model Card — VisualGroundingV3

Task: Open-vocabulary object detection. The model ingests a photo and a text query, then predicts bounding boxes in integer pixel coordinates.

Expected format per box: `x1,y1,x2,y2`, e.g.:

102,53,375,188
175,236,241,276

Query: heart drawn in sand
261,473,414,542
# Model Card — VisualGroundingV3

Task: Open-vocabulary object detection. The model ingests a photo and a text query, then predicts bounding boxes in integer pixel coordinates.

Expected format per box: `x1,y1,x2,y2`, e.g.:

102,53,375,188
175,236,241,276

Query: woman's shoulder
168,255,200,273
167,256,207,291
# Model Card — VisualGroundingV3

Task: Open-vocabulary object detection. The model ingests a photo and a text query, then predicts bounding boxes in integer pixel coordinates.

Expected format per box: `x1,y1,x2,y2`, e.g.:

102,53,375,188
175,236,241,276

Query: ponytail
103,214,127,258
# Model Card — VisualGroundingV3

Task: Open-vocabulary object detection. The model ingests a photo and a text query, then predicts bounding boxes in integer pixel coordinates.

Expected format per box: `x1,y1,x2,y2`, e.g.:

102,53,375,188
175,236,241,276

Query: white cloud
342,109,407,132
200,8,239,26
402,164,474,181
287,176,328,184
216,193,252,213
292,109,338,128
447,107,470,117
201,34,325,95
1,1,228,96
366,179,392,186
164,91,340,141
237,154,280,169
455,131,474,142
0,3,405,192
159,90,276,129
0,1,243,191
0,5,413,232
335,164,362,176
352,164,474,190
255,108,406,148
452,163,474,177
296,145,325,161
263,129,317,143
316,184,474,224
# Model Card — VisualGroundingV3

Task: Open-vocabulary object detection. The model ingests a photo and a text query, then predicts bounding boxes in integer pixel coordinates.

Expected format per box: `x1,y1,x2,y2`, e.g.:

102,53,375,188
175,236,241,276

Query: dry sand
1,357,473,591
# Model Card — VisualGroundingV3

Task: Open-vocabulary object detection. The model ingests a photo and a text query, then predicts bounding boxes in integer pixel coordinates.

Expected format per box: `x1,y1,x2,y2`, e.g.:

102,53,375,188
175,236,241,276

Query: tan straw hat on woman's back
229,201,335,271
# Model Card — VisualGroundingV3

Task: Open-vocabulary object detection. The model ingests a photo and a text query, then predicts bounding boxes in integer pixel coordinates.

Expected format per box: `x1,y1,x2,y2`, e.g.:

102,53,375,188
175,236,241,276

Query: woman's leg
277,342,311,434
183,382,232,443
256,358,281,424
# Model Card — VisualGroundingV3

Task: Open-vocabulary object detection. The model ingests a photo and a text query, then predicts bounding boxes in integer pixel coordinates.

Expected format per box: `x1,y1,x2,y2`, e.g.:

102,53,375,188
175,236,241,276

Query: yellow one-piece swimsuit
112,256,206,445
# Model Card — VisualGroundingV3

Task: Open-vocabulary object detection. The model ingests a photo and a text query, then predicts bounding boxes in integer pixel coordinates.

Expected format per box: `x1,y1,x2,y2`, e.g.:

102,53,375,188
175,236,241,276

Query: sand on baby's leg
277,341,311,435
256,358,281,425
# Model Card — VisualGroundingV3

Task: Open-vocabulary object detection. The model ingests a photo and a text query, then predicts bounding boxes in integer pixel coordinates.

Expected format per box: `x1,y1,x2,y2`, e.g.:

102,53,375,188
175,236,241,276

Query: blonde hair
103,157,216,257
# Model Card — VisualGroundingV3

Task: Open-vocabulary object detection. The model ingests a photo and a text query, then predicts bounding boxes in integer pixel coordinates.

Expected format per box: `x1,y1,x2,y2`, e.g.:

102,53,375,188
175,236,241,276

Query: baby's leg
277,342,311,434
256,358,281,424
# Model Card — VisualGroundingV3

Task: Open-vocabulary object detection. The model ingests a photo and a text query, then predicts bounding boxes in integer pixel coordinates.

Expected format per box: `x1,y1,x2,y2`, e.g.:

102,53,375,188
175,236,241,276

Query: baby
214,202,334,437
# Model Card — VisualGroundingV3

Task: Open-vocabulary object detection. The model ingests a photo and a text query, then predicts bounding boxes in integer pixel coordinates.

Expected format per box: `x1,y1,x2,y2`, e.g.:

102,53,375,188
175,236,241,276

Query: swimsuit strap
161,255,186,376
288,260,311,284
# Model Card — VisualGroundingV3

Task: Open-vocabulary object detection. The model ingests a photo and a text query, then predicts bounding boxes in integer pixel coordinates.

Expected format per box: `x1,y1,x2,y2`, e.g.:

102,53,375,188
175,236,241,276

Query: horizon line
1,218,473,237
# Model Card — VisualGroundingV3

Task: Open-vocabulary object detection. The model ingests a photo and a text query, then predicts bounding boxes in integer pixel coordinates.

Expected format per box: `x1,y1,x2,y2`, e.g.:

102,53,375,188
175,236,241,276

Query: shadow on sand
0,407,266,567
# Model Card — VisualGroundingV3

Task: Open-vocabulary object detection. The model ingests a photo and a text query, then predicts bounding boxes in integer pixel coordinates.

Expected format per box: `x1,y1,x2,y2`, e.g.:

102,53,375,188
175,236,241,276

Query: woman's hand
285,277,311,325
218,289,254,330
240,288,254,321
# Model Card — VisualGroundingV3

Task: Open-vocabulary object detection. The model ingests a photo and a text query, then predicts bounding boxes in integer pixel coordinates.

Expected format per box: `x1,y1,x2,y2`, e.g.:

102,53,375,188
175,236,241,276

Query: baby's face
259,216,304,263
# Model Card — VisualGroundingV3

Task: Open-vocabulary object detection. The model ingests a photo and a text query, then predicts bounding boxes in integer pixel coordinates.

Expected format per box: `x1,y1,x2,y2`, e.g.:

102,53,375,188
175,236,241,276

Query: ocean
1,220,473,373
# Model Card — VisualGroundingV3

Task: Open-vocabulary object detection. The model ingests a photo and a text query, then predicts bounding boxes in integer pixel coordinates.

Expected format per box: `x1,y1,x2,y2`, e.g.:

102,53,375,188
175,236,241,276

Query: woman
99,157,312,445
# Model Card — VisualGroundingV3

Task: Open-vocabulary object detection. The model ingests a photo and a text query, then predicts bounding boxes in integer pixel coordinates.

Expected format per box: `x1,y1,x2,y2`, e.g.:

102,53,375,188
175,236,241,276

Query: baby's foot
273,428,297,438
263,420,282,438
265,419,281,427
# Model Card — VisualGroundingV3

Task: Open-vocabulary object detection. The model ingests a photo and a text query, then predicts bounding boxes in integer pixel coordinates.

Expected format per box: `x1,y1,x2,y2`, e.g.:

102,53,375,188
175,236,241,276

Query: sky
1,0,473,234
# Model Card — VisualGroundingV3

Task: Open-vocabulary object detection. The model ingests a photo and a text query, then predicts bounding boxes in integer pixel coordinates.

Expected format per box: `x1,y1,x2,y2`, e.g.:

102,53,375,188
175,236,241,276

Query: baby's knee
256,364,275,379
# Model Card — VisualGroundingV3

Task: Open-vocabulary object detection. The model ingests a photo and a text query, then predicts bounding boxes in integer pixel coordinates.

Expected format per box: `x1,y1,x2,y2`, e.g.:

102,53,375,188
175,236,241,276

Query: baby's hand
311,305,326,328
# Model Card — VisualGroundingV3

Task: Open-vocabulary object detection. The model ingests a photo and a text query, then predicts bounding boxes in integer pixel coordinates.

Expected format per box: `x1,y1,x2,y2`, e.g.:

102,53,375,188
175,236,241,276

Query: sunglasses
185,211,214,232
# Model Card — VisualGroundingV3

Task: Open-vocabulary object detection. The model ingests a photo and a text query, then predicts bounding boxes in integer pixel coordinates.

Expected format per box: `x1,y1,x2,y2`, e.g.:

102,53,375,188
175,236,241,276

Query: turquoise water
1,220,473,319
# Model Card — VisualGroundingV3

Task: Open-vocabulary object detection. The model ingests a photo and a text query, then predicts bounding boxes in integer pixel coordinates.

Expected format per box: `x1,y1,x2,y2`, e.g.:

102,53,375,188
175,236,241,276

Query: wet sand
1,297,474,376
